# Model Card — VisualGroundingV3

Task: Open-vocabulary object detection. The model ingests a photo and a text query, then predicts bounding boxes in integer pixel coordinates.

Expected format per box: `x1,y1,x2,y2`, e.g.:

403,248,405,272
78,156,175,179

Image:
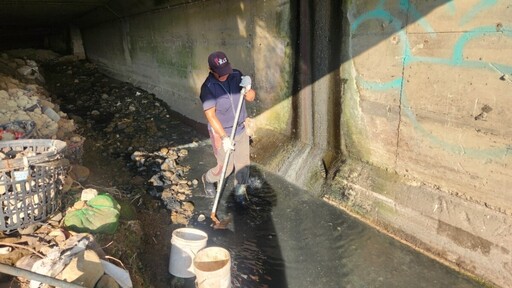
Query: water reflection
191,164,483,288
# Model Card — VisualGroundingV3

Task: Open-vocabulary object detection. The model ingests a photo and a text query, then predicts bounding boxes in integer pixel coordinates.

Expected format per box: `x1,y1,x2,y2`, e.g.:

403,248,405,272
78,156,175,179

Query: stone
57,250,104,287
81,188,99,201
69,164,90,182
62,175,74,192
15,254,41,272
95,274,120,288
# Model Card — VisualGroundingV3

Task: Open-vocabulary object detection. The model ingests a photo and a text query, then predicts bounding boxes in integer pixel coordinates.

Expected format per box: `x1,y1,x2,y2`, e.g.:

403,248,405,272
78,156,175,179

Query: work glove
222,136,235,152
240,75,252,93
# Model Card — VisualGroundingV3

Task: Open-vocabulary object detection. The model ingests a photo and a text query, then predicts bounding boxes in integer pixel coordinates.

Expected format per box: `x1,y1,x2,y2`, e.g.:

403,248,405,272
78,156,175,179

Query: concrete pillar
69,25,86,59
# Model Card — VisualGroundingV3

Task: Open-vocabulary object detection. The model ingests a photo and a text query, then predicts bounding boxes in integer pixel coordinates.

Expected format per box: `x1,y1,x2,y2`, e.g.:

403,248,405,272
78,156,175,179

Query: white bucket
168,228,208,278
194,247,231,288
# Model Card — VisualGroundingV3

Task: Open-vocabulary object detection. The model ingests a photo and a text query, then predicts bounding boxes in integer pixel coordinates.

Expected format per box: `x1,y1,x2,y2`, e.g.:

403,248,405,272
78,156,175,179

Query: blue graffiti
351,1,512,158
460,0,498,25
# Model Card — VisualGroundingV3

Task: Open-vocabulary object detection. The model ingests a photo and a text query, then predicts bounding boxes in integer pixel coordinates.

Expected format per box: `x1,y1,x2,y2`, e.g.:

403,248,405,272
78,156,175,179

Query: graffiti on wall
350,0,512,158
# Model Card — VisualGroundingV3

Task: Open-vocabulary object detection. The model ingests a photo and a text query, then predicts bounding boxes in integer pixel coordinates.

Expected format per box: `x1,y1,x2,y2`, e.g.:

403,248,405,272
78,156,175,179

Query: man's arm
204,107,228,138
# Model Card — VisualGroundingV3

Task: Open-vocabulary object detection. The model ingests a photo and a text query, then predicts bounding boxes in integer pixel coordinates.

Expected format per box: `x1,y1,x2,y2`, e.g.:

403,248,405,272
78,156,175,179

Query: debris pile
42,58,185,158
0,50,138,287
0,48,206,287
10,226,132,288
0,53,78,141
131,147,197,225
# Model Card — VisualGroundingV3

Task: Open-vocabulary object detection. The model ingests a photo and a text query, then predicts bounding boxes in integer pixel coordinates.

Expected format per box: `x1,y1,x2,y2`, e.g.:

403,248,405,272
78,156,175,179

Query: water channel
182,144,484,288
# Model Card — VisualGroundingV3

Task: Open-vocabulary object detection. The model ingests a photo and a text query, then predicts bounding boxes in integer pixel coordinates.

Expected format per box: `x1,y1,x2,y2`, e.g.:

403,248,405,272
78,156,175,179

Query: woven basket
0,139,67,170
0,139,68,231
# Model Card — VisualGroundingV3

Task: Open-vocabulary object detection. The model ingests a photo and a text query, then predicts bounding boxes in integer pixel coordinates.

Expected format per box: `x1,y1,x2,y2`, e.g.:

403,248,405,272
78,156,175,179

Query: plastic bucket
194,247,231,288
169,228,208,278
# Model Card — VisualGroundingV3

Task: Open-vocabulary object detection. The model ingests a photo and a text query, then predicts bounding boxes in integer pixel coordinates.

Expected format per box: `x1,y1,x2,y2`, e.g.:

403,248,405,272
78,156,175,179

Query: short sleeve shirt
200,69,247,136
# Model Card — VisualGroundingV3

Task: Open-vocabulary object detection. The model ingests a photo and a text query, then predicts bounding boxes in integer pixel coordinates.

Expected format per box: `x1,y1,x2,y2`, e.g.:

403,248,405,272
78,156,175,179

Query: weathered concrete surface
346,0,512,213
76,0,512,287
82,0,292,129
324,159,512,287
343,1,512,286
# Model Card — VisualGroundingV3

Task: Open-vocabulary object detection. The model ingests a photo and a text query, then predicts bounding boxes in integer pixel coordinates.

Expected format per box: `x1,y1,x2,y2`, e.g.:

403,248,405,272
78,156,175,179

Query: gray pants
205,128,250,186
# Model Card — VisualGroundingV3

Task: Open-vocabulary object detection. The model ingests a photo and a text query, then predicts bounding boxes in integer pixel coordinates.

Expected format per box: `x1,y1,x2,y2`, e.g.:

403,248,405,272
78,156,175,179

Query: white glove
222,136,235,152
240,75,252,92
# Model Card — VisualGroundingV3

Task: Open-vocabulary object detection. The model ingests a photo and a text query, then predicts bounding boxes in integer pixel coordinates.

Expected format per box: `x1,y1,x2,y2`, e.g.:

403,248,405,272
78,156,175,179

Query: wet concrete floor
40,58,485,288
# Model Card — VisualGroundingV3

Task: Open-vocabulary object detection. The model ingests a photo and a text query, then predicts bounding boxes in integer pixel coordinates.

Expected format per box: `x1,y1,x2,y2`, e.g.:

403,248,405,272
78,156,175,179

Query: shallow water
184,148,483,288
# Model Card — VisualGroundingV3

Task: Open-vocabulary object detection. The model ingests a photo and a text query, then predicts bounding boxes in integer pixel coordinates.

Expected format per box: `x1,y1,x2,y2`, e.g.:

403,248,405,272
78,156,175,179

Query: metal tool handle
211,88,246,219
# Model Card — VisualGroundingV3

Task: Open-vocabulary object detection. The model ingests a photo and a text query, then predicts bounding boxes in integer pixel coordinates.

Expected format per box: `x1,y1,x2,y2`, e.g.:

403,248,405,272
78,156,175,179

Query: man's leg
202,129,234,197
233,130,250,186
233,130,250,204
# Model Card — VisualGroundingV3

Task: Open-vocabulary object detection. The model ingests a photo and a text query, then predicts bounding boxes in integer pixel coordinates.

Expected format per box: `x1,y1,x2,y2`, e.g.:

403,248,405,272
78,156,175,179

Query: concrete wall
345,0,512,214
82,0,293,129
340,1,512,287
79,0,512,287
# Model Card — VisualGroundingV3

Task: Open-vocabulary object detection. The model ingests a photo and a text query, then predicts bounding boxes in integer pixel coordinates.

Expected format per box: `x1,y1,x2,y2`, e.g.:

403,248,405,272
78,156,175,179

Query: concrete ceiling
0,0,199,28
0,0,113,27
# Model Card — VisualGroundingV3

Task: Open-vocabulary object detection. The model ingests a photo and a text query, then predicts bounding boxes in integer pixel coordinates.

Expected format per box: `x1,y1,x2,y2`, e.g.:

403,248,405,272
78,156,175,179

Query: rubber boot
201,173,215,198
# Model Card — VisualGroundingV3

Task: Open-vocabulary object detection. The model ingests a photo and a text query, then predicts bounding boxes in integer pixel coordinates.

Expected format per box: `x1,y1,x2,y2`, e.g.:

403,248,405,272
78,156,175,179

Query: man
199,51,256,205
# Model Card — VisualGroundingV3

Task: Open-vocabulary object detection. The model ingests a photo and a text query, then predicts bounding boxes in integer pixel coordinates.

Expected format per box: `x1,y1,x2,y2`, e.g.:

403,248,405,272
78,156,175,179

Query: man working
199,51,256,205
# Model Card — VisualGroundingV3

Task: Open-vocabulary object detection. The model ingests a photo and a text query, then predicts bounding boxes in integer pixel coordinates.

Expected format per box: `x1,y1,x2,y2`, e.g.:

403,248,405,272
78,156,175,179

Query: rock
48,229,67,243
181,201,194,211
129,175,146,186
17,223,40,235
57,249,104,287
69,164,90,182
170,211,188,225
81,188,99,201
13,58,25,66
15,254,41,273
62,175,74,192
95,274,120,288
73,201,87,210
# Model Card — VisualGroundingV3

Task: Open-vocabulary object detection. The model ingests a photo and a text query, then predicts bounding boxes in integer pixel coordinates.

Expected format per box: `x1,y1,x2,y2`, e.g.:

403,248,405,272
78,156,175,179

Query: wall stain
437,220,492,256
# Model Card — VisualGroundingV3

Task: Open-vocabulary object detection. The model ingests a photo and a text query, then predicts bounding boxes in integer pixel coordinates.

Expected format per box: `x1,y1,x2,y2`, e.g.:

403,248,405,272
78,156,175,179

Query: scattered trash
0,48,198,287
0,120,36,140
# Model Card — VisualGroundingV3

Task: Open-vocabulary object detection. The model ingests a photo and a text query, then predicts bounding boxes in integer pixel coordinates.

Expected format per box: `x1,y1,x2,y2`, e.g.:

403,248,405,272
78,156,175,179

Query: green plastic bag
64,194,121,234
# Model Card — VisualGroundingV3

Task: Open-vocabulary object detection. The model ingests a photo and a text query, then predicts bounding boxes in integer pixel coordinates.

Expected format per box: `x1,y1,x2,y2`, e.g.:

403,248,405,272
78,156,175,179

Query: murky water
183,146,483,288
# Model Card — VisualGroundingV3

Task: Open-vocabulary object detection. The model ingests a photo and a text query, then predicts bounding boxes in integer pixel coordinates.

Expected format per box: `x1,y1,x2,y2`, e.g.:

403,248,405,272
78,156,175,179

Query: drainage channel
178,145,484,288
40,57,485,288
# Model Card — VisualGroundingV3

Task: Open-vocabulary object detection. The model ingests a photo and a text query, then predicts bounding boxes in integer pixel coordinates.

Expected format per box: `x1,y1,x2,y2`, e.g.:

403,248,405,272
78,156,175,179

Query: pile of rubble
7,212,132,287
131,147,197,225
0,50,136,287
0,52,76,141
0,48,208,287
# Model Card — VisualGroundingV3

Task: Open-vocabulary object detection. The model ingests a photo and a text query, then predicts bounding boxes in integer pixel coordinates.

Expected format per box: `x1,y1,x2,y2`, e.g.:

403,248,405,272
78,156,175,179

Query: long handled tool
210,88,247,229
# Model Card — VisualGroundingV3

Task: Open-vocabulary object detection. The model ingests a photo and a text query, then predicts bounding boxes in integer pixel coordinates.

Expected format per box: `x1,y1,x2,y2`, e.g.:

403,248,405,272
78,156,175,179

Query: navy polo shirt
200,69,247,136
